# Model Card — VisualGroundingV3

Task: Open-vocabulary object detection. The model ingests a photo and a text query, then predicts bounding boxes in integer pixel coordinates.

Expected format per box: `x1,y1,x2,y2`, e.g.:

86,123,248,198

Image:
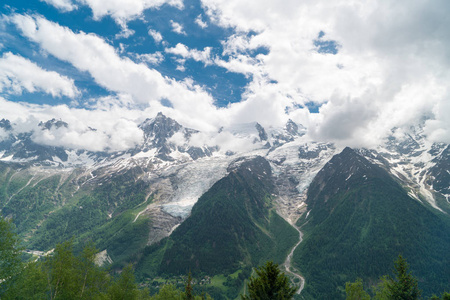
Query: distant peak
342,146,354,153
39,118,68,130
255,123,268,141
285,119,306,136
0,118,12,131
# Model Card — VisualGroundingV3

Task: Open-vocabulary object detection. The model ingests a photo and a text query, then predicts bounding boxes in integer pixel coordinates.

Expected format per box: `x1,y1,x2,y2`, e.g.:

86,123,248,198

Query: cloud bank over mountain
1,0,449,151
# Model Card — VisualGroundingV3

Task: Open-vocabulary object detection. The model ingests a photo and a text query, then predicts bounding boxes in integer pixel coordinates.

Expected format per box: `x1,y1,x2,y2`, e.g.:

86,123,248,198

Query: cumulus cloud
10,14,227,131
200,0,450,146
195,14,208,28
0,128,8,142
185,130,265,154
78,0,183,24
41,0,77,12
148,29,163,44
0,52,79,98
425,94,450,144
41,0,184,35
0,98,143,152
4,1,450,150
165,43,212,65
115,25,135,39
135,52,165,65
170,20,186,35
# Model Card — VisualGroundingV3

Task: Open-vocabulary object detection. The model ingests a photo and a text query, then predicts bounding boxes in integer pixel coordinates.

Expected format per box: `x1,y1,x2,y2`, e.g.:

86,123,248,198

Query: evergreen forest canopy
1,216,450,300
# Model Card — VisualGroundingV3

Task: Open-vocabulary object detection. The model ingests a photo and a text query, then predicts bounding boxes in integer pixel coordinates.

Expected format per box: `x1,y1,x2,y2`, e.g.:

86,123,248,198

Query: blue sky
0,0,449,151
0,0,254,107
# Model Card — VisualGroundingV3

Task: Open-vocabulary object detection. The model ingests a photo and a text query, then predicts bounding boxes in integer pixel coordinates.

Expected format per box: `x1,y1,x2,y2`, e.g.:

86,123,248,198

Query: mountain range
0,113,449,299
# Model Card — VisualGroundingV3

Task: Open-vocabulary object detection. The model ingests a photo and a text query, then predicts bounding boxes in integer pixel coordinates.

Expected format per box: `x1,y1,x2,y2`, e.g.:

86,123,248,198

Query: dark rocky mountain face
255,122,268,141
135,112,214,161
38,119,68,130
428,145,450,197
139,112,183,150
285,119,300,136
0,119,12,130
294,147,450,299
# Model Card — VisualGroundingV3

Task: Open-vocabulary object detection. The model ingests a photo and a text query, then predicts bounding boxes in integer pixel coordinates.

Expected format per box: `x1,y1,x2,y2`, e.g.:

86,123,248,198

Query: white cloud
11,14,224,129
115,24,135,39
0,128,8,141
195,14,208,28
0,97,143,152
200,0,450,146
184,130,264,154
425,94,450,144
136,52,165,65
148,29,163,44
0,52,79,98
78,0,183,24
41,0,77,12
165,43,212,65
170,20,186,35
5,1,450,150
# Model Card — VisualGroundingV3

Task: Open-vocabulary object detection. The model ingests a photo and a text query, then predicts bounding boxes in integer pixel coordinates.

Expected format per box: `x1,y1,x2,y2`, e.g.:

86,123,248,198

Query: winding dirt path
283,224,305,294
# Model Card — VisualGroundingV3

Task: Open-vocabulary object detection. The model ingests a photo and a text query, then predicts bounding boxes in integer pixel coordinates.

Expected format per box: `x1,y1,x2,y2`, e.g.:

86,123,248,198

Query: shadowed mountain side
293,147,450,299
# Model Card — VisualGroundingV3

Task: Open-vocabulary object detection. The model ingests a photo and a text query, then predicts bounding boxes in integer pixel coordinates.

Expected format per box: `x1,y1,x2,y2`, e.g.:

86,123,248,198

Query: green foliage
184,271,194,300
2,237,152,300
107,265,142,300
44,240,110,299
2,174,62,236
150,284,184,300
345,278,370,300
29,171,150,251
385,255,421,300
373,276,390,300
241,261,296,300
0,216,22,283
343,256,449,300
3,261,48,300
0,163,151,269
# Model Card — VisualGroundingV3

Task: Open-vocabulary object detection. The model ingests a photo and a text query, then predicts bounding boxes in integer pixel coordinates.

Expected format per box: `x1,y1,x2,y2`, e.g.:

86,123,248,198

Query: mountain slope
137,156,298,277
293,147,450,299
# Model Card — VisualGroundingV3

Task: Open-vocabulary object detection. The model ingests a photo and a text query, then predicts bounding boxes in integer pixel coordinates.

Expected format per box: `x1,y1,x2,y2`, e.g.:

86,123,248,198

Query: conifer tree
184,271,194,300
241,261,296,300
0,217,22,282
345,278,371,300
386,255,421,300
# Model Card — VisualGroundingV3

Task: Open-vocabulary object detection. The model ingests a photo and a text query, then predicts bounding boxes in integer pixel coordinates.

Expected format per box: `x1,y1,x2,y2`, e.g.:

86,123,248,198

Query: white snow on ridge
0,154,13,161
361,126,447,212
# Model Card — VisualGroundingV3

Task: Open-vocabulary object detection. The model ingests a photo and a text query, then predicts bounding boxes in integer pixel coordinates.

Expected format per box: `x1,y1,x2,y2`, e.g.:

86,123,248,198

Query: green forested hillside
0,162,153,267
137,156,298,297
293,148,450,299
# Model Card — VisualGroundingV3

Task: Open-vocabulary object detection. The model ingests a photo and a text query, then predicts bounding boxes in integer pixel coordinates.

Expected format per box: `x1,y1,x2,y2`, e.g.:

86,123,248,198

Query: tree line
345,255,450,300
1,216,295,300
